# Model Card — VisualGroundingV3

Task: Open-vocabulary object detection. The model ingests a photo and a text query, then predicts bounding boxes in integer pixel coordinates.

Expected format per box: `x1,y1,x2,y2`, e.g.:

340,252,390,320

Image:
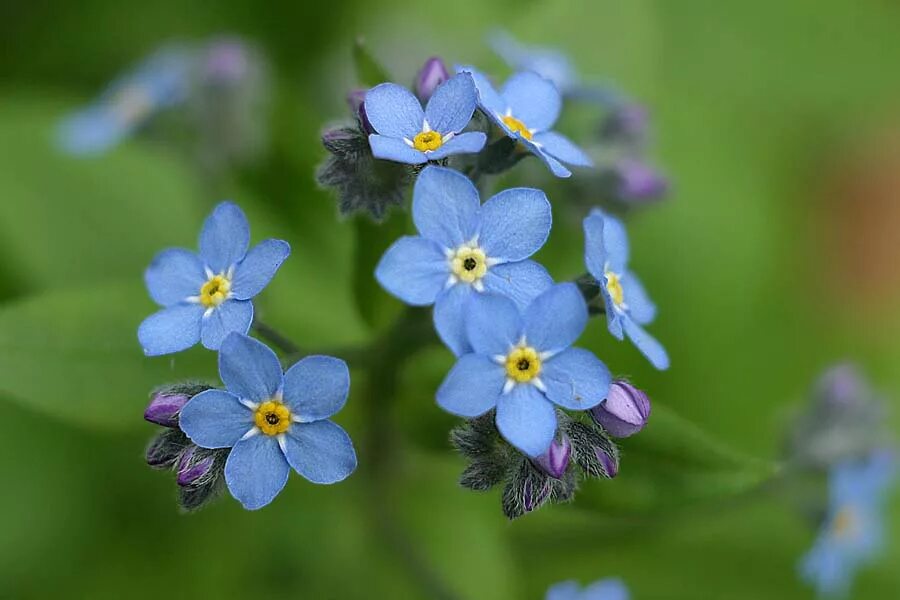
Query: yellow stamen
505,346,542,383
254,400,292,436
412,130,444,152
605,271,624,307
832,506,858,539
502,115,533,140
199,274,231,308
450,246,488,283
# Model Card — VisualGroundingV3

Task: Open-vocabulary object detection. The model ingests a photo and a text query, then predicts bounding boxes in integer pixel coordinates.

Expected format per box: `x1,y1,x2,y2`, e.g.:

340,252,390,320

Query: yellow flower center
605,271,624,307
502,115,533,140
254,400,292,436
199,274,232,308
412,130,444,152
505,346,542,383
832,506,858,540
450,246,488,283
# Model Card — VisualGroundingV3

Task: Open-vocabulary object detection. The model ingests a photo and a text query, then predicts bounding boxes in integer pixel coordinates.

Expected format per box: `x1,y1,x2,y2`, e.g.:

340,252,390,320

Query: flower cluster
546,578,629,600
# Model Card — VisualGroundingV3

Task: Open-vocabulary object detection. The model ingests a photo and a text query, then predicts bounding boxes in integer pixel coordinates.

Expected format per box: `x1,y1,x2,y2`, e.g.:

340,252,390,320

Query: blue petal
424,72,477,134
622,317,670,370
57,108,128,155
523,283,587,353
144,248,205,306
426,131,487,160
479,187,551,262
622,271,656,325
138,303,204,356
521,138,572,177
495,384,556,457
541,347,610,411
582,578,630,600
364,83,424,139
230,239,291,300
433,284,474,356
595,208,630,272
412,166,480,249
436,354,506,417
583,210,609,281
482,260,554,310
457,65,508,118
465,292,522,356
283,355,350,422
179,389,253,448
533,131,593,167
200,299,254,351
545,580,580,600
199,201,250,273
218,332,284,402
501,71,561,132
604,301,625,340
224,434,289,510
283,420,357,484
368,134,428,164
375,236,448,306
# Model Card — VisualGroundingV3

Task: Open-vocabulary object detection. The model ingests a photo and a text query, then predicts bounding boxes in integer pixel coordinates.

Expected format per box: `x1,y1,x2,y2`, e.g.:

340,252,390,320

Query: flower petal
622,271,656,325
426,131,487,160
582,579,630,600
541,347,610,411
495,384,556,457
587,208,629,274
218,332,284,402
138,303,204,356
424,72,477,134
532,131,593,167
501,71,561,132
583,210,608,280
465,292,522,356
436,354,506,417
368,134,428,164
433,283,474,356
375,236,448,306
545,580,581,600
479,187,551,262
283,420,357,484
457,65,508,117
230,239,291,300
412,165,480,249
481,260,554,310
200,299,254,351
622,317,670,370
523,283,587,353
521,138,572,177
224,434,289,510
283,356,350,422
179,389,253,448
199,201,250,273
144,248,204,306
364,83,424,139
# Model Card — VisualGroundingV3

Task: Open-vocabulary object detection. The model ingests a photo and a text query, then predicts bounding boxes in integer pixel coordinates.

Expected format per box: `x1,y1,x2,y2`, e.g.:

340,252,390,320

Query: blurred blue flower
546,578,629,600
376,166,554,355
488,30,579,97
800,451,897,597
459,66,592,178
138,201,290,355
179,333,357,510
436,284,611,457
364,73,486,164
583,208,669,369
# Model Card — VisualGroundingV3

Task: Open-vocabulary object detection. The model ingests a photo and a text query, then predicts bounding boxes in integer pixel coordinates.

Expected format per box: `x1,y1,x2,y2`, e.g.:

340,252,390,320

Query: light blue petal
482,260,554,310
582,578,630,600
375,236,448,306
622,317,670,370
523,283,588,353
368,134,428,164
436,354,506,417
218,332,284,402
179,389,253,448
621,271,656,325
138,303,204,356
495,384,556,457
199,201,250,273
521,138,572,177
230,239,291,300
224,434,289,510
465,292,522,356
144,248,205,306
57,108,128,155
200,299,254,351
457,65,508,118
532,131,593,167
545,580,580,600
427,131,487,159
283,420,357,484
424,72,477,134
583,210,608,281
541,347,610,411
595,208,630,272
501,71,561,132
433,284,474,356
479,187,551,262
604,300,625,340
364,83,424,139
283,355,350,422
412,165,480,249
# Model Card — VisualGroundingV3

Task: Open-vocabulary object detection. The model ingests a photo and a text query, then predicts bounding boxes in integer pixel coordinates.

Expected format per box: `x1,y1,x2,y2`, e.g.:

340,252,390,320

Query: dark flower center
517,358,531,371
463,257,478,271
265,412,280,425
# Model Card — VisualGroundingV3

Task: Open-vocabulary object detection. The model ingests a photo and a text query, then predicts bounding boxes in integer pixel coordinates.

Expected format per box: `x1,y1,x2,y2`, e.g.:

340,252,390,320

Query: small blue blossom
800,451,897,597
138,201,290,355
583,208,668,370
437,284,611,457
458,66,593,178
376,165,554,355
488,30,579,98
364,73,487,164
179,333,357,510
546,578,629,600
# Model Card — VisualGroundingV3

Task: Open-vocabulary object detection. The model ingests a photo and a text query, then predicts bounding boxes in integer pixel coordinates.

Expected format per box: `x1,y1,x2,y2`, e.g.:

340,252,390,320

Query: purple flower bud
144,391,190,428
601,103,649,143
522,477,551,513
614,159,669,202
204,40,249,84
176,447,215,487
534,435,572,479
415,57,449,102
145,430,185,468
347,88,373,134
590,380,651,438
816,364,868,410
596,446,619,478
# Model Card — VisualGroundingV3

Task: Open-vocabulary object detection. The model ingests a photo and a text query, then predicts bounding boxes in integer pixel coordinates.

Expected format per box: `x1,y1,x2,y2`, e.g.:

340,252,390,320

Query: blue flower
458,66,593,178
546,578,629,600
179,333,357,510
800,451,897,597
138,201,290,355
364,73,487,164
376,166,554,355
488,30,579,97
583,208,668,370
436,284,611,457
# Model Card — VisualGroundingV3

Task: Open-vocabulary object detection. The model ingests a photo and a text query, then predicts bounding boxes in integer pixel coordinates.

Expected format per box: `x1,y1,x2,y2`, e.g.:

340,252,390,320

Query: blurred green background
2,0,899,598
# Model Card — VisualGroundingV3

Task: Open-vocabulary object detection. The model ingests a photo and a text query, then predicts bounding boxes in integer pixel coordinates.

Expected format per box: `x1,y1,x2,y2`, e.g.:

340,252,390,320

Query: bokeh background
2,0,900,598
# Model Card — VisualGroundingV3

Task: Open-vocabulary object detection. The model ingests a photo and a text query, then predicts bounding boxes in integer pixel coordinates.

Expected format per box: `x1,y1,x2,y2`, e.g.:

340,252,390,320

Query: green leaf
351,212,408,331
352,37,391,87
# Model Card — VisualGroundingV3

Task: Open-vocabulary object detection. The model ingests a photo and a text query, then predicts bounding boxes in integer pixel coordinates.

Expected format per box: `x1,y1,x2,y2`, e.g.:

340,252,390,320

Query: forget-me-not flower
179,333,357,510
365,73,486,164
583,208,669,370
437,284,611,457
546,578,629,600
138,201,290,355
458,66,592,178
800,451,897,597
376,165,554,355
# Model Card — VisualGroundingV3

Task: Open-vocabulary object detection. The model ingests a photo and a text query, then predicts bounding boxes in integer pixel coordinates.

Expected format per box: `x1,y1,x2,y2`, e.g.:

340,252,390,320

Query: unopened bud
347,88,373,134
613,159,668,202
534,435,572,479
591,380,651,438
144,391,190,428
415,57,450,102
